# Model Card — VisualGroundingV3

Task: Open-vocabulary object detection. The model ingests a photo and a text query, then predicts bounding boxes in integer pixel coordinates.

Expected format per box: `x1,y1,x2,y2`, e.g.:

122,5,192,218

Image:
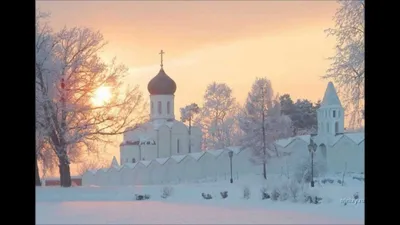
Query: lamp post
228,150,233,183
308,135,317,187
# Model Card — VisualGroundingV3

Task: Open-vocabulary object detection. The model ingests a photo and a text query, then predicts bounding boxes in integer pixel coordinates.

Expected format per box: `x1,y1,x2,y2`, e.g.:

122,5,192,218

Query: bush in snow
260,187,270,200
300,188,322,204
353,192,359,200
201,193,212,200
161,186,173,199
220,191,228,199
135,194,150,200
321,178,335,184
243,186,251,199
286,179,301,202
294,156,327,184
271,188,280,201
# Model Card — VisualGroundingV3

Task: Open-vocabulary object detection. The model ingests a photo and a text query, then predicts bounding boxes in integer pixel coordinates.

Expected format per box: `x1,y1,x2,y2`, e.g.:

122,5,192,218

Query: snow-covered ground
36,174,364,224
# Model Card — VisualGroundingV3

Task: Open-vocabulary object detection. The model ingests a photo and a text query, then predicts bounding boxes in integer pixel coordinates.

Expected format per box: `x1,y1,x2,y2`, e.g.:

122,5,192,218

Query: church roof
147,68,177,95
188,151,205,161
321,82,342,108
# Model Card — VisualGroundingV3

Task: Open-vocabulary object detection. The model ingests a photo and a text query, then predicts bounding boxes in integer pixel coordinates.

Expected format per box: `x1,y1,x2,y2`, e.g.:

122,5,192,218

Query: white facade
84,81,364,186
120,63,202,164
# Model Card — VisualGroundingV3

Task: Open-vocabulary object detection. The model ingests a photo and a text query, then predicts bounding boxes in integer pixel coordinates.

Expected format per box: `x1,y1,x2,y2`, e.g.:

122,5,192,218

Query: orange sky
37,0,339,175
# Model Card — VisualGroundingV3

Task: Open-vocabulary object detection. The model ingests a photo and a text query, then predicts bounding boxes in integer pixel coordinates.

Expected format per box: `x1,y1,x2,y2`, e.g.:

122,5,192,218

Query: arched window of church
335,122,339,134
151,101,154,114
158,101,162,114
167,101,170,114
333,110,336,118
132,158,136,163
177,139,180,153
327,122,329,133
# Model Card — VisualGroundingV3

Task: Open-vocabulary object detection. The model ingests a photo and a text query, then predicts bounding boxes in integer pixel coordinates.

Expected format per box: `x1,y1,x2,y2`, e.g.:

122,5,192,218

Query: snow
344,132,364,145
155,157,169,165
188,151,205,160
297,135,311,144
36,174,364,224
140,160,152,167
275,137,295,148
170,154,187,163
226,146,242,154
207,149,224,157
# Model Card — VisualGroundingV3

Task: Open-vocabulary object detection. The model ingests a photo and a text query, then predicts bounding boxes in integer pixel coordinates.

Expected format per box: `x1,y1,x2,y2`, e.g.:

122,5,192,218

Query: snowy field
36,174,364,224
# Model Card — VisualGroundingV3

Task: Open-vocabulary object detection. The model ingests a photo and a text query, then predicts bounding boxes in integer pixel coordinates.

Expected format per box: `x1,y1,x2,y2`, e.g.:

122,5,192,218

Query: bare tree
324,0,365,128
35,12,147,187
239,78,292,180
180,103,200,153
196,82,238,149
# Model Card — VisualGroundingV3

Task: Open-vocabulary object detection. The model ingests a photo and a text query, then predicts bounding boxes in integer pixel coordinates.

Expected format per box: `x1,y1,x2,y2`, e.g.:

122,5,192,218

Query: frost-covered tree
180,103,200,153
76,158,108,176
324,0,365,128
35,12,147,187
195,82,238,150
239,78,292,180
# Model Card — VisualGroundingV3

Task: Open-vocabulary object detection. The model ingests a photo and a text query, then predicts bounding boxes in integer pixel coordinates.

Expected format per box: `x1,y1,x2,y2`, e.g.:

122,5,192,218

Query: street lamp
228,150,233,183
308,134,317,187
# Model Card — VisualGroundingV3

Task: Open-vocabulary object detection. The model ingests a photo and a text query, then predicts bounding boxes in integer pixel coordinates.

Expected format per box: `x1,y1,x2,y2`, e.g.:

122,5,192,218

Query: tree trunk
262,112,267,180
35,158,42,186
188,118,192,153
262,162,267,180
58,150,72,187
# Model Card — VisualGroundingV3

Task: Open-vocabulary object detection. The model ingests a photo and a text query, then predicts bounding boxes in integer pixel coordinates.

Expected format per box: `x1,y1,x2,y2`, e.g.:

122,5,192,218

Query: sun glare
92,86,112,106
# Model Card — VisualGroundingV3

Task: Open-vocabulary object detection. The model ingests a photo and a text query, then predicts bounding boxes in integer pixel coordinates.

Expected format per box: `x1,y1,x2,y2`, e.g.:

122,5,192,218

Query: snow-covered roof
296,135,311,144
207,149,224,157
171,154,187,163
140,160,152,167
110,156,119,167
88,169,97,174
320,82,342,108
155,157,169,165
275,137,295,148
188,151,205,161
123,163,137,169
100,168,109,173
226,146,242,154
344,132,364,145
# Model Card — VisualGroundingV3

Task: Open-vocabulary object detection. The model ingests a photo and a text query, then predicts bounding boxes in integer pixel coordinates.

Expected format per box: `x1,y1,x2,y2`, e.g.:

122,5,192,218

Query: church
119,50,202,164
82,52,364,186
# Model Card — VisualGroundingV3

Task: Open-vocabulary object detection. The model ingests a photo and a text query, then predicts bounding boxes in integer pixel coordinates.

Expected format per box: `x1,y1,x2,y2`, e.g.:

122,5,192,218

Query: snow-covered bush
243,186,251,199
135,194,150,200
260,187,270,200
161,186,173,199
201,193,212,200
220,191,228,199
294,157,327,183
271,187,280,201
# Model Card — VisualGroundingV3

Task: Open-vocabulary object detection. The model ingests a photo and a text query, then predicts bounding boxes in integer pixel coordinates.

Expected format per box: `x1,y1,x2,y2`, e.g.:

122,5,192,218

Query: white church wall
190,126,202,153
329,135,360,173
139,144,157,161
150,95,175,120
96,169,109,186
167,156,183,183
154,158,170,183
171,122,189,155
187,153,204,181
157,125,171,159
120,145,141,164
216,150,231,178
120,164,135,185
148,160,164,185
107,166,122,186
82,170,96,186
198,151,218,179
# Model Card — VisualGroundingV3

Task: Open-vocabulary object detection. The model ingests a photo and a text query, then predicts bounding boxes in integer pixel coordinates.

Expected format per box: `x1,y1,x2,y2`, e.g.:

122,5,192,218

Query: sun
92,86,112,106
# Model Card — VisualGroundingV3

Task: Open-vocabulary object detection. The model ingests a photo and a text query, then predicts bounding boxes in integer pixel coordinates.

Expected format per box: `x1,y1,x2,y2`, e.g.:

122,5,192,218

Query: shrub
243,186,251,199
260,187,270,200
220,191,228,199
161,186,173,199
201,193,212,200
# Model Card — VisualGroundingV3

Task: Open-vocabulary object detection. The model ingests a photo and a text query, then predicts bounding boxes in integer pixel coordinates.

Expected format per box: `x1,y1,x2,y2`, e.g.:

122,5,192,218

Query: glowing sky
37,0,339,173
